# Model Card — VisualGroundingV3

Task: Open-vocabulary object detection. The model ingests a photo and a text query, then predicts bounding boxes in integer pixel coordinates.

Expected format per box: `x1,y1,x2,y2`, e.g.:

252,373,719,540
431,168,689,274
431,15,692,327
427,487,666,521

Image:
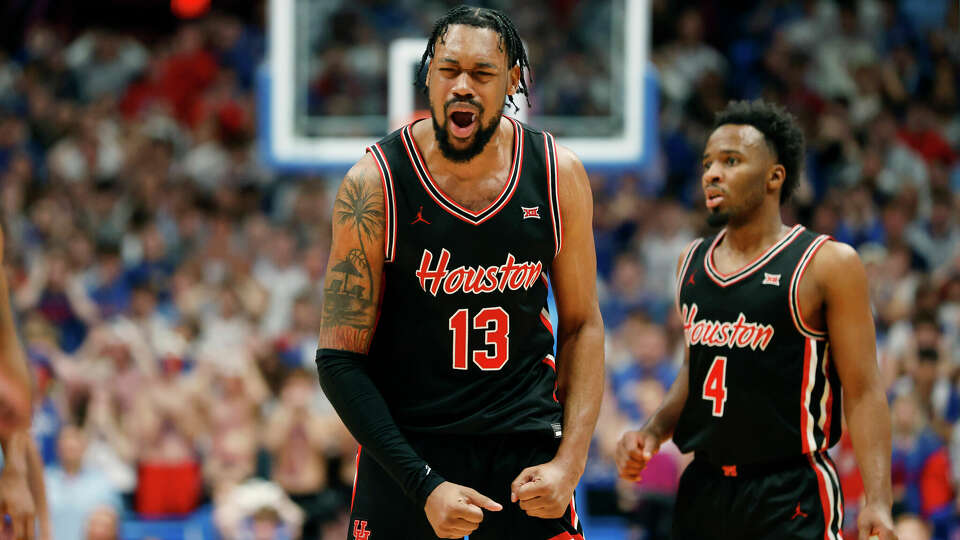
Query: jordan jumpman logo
410,206,431,225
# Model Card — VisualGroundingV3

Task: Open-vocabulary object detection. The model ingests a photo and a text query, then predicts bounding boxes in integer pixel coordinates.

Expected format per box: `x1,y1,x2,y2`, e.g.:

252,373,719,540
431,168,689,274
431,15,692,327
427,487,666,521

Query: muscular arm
813,242,893,512
315,156,444,506
549,146,605,474
316,156,387,352
511,145,605,518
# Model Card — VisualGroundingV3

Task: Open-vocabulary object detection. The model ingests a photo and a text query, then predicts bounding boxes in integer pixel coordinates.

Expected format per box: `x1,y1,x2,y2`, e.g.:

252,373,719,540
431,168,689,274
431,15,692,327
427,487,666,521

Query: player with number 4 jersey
615,101,896,540
315,6,603,540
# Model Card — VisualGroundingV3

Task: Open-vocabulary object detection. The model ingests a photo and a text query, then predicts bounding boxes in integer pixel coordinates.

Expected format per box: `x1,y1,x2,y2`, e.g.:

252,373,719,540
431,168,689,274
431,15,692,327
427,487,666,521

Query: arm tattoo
319,174,384,352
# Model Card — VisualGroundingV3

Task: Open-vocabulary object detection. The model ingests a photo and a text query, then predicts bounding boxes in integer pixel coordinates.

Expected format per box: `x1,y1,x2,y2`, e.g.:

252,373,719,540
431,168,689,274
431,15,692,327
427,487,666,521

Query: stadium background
0,0,958,539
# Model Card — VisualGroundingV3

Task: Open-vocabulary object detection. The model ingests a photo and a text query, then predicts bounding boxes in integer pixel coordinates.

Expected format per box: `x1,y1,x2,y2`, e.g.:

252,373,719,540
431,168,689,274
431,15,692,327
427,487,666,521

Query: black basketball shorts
347,431,584,540
672,451,844,540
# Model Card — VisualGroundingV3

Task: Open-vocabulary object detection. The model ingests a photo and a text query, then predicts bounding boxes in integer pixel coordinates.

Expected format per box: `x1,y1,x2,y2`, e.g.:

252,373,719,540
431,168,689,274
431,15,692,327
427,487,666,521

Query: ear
507,65,521,96
767,164,786,195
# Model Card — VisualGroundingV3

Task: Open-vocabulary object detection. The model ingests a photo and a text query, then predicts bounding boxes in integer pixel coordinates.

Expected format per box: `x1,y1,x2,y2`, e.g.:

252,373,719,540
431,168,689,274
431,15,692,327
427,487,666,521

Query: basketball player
615,101,896,540
315,6,603,540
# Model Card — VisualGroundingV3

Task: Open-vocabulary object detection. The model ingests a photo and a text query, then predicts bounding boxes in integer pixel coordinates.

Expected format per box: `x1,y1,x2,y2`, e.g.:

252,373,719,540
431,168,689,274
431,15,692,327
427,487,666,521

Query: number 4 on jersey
703,356,727,417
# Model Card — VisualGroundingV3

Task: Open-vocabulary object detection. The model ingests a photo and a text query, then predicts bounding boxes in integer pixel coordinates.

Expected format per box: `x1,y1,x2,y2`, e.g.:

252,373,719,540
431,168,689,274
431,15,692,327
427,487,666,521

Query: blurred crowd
0,0,957,539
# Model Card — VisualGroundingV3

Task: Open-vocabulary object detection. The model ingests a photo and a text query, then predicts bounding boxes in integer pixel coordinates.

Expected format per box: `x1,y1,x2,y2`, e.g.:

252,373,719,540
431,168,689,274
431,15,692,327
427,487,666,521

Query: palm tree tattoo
322,176,383,332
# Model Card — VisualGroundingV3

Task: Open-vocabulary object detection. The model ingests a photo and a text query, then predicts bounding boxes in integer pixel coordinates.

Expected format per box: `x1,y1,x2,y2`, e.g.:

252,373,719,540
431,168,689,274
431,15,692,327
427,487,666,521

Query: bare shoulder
554,144,591,205
812,240,862,271
809,239,867,291
334,154,386,231
340,153,384,195
555,144,589,186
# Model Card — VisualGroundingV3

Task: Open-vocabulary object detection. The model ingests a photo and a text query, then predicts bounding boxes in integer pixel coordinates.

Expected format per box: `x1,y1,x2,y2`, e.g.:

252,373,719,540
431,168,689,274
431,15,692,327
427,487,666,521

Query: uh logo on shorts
353,519,371,539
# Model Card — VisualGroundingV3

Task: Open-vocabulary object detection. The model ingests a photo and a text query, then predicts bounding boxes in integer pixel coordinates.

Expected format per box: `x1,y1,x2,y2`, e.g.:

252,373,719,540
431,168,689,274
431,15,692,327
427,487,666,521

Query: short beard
431,99,502,163
706,210,731,228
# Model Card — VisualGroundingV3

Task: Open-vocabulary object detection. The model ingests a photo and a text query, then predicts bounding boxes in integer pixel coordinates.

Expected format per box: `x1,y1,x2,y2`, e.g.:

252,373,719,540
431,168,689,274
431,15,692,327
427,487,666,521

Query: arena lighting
171,0,211,19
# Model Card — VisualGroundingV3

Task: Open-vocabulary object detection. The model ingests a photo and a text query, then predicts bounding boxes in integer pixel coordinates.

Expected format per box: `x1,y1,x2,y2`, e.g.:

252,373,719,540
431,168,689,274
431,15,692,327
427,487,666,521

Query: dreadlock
417,5,532,112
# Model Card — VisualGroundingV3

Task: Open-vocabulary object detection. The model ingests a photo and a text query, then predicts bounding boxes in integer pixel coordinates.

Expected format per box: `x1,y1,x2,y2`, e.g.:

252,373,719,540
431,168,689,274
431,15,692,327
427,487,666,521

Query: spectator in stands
89,242,131,321
213,479,303,540
193,353,266,496
83,387,136,499
264,368,343,539
254,226,308,336
46,425,120,540
15,248,97,352
889,392,954,536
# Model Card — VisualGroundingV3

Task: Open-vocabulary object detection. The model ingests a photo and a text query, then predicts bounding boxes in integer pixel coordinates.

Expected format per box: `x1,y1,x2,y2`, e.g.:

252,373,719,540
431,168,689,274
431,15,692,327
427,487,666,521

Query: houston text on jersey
415,248,544,296
681,302,775,351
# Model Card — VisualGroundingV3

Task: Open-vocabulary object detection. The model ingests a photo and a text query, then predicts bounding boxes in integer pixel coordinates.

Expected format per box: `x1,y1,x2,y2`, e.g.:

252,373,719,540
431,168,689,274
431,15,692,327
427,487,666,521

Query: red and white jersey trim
789,234,831,340
400,118,523,226
704,224,804,287
544,132,562,257
366,144,397,262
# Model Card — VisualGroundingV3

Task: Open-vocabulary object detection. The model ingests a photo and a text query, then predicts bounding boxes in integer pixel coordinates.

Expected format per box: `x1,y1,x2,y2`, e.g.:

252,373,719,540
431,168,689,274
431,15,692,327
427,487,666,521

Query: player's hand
0,465,36,540
424,481,502,538
857,502,896,540
615,429,661,481
510,460,578,519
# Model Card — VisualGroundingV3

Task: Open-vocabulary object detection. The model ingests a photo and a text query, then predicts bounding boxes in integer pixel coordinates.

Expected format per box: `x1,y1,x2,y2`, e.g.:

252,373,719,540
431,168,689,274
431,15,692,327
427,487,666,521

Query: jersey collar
400,117,523,226
704,224,805,287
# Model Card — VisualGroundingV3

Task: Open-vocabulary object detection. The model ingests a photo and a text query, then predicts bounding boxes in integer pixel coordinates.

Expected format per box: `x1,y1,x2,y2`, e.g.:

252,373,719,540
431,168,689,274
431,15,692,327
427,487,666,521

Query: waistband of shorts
693,451,822,478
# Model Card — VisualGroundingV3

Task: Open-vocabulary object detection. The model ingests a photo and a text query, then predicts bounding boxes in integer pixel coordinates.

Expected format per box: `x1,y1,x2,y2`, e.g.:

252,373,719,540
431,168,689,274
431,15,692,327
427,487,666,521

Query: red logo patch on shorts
353,519,371,539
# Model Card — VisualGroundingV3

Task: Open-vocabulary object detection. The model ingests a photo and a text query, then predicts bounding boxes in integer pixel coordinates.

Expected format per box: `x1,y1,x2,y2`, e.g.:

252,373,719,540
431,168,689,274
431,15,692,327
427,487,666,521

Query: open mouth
706,192,725,209
448,110,478,138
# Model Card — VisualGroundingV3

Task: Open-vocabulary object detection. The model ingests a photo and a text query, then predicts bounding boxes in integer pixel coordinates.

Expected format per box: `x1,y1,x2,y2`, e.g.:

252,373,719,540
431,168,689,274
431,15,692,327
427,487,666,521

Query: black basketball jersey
363,118,564,437
673,225,843,465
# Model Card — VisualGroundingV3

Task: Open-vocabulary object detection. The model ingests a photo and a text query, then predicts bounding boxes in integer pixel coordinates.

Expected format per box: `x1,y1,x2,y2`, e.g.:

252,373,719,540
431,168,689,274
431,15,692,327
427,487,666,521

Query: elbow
843,381,890,413
559,309,605,344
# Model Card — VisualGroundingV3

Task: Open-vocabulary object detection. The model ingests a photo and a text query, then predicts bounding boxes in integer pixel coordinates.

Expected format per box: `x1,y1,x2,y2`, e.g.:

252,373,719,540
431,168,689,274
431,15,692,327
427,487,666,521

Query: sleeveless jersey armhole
544,132,562,258
366,144,397,262
675,238,705,314
788,234,831,340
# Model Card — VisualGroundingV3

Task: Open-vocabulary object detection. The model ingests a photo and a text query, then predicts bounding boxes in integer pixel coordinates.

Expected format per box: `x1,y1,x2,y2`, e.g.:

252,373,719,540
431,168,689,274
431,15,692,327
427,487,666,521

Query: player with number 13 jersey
367,115,563,437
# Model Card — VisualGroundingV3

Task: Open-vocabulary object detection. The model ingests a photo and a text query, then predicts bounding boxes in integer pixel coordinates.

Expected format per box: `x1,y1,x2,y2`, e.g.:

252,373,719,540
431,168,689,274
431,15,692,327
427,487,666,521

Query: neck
418,117,512,181
63,463,81,476
722,203,787,255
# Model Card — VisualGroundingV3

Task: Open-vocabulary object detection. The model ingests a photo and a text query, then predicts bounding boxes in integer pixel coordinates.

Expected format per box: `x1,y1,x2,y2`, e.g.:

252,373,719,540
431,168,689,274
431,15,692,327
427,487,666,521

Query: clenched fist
424,481,501,538
615,429,662,481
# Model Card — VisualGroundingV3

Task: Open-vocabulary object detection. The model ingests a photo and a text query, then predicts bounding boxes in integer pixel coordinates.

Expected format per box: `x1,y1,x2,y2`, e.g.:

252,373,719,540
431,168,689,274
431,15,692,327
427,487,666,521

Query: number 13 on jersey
449,307,511,371
703,355,728,417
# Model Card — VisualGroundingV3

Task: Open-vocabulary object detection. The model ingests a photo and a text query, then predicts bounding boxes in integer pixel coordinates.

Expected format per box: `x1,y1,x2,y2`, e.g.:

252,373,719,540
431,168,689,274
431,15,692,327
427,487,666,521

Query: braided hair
417,5,532,111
